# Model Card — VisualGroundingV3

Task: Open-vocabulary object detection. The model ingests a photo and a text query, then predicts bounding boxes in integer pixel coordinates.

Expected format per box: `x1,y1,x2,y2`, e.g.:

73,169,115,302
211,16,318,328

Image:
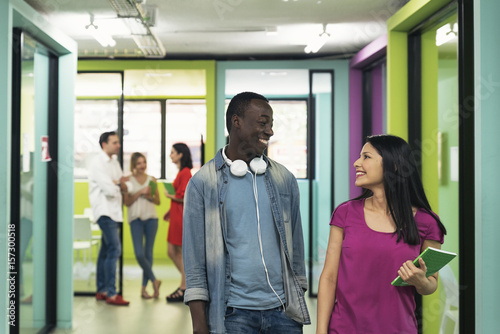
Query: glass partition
123,100,162,178
73,99,119,179
76,72,122,97
164,99,207,180
17,32,50,334
267,100,308,179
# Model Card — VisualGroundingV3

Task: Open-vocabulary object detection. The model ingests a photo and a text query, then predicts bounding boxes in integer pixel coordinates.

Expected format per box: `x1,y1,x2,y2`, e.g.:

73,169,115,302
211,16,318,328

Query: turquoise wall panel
476,1,500,332
32,51,49,328
56,52,77,329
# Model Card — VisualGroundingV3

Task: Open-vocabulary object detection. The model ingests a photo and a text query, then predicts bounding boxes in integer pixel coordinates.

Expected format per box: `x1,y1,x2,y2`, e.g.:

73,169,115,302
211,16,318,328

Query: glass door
424,14,460,334
408,6,460,333
309,71,334,296
11,31,53,334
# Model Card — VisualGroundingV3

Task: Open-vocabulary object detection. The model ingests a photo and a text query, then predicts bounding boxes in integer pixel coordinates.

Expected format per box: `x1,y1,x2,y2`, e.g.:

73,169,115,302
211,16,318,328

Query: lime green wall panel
387,31,408,139
387,0,453,32
387,1,457,333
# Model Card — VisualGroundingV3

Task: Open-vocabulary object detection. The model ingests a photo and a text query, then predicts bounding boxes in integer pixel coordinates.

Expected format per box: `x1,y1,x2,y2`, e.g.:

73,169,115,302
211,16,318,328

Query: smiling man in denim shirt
183,92,310,334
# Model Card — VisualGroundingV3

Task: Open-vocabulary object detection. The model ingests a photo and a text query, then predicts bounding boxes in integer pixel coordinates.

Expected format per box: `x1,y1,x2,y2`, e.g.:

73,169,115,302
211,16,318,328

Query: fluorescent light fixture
304,31,329,53
260,71,288,76
265,26,278,36
85,15,116,47
436,22,458,46
132,31,165,57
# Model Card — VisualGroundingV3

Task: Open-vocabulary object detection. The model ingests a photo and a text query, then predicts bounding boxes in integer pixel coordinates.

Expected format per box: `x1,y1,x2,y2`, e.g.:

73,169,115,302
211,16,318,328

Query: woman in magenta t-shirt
317,135,447,334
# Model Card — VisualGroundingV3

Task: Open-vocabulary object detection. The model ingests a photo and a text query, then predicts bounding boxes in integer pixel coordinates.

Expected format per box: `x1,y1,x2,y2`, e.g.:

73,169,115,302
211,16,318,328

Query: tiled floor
50,261,318,334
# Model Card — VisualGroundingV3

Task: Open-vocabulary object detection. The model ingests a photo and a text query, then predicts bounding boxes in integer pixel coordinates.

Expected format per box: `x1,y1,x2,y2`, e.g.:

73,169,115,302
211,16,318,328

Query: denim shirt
183,149,311,334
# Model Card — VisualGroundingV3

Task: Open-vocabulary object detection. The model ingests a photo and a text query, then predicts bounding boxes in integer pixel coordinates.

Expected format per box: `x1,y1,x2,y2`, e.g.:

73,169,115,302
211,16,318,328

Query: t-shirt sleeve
419,210,445,244
329,201,350,228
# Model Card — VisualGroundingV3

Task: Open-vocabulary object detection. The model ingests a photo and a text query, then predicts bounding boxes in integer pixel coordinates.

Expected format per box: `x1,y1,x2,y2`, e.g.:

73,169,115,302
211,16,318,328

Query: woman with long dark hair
163,143,193,302
123,152,162,299
317,134,447,334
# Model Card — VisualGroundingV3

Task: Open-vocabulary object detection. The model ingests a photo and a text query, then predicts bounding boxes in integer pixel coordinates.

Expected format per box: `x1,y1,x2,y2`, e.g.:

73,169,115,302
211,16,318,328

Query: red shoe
106,295,130,306
95,292,107,301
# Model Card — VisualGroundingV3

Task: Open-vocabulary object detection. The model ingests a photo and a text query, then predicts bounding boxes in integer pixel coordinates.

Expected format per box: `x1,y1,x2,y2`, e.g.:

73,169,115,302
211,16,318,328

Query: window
123,101,162,178
164,100,207,180
224,99,308,178
74,99,119,179
267,100,308,178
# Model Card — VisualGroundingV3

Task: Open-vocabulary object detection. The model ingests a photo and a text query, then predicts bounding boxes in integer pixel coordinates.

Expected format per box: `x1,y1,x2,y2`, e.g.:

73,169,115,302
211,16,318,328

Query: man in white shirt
88,131,130,306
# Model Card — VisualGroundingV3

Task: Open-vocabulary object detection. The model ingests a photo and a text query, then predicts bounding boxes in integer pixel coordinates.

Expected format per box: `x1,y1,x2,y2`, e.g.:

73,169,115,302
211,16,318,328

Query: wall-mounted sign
41,136,51,162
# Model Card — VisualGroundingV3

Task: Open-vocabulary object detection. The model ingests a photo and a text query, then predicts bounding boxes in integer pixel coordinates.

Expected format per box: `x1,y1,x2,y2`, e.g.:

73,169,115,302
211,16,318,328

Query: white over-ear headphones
221,146,267,177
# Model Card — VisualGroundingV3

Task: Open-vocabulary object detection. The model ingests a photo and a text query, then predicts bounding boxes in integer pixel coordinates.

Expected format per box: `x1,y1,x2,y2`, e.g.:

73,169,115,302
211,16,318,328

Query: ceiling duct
107,0,165,58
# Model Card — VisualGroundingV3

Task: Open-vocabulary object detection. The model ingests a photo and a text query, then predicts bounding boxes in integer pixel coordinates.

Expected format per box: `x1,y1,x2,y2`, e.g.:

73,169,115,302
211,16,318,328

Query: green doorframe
387,0,475,333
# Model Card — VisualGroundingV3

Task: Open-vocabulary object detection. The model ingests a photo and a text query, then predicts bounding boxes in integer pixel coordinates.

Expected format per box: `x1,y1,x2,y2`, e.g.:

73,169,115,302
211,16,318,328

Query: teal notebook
391,247,457,286
148,180,157,197
163,182,175,195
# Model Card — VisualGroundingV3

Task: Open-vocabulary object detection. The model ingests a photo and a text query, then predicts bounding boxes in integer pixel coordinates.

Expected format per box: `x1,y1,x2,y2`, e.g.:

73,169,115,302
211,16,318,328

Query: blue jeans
96,216,121,297
129,218,158,286
224,306,303,334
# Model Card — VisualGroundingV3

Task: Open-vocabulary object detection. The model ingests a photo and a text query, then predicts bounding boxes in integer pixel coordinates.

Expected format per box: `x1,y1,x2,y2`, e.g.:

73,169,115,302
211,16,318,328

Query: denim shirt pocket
280,193,291,223
279,192,293,258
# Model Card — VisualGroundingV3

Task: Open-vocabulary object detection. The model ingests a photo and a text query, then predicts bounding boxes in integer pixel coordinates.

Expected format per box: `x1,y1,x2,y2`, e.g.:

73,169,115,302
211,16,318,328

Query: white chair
83,208,101,243
439,264,459,334
73,215,100,279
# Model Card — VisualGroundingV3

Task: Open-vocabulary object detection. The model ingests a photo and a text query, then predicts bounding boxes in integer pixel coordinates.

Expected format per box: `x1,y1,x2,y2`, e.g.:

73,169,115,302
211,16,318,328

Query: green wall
387,0,455,333
74,181,173,261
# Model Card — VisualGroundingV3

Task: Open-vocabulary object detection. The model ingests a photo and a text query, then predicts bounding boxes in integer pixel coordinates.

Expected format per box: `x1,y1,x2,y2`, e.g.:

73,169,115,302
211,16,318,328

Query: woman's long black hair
354,135,447,245
172,143,193,170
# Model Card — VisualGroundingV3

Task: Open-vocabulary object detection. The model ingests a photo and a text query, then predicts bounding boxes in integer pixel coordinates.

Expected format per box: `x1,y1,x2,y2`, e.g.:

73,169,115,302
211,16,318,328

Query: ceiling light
85,14,116,47
304,24,330,54
132,31,165,57
265,26,278,36
436,22,458,46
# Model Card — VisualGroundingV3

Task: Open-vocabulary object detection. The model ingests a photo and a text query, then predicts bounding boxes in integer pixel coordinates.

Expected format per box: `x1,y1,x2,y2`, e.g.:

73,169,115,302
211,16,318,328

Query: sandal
166,287,185,303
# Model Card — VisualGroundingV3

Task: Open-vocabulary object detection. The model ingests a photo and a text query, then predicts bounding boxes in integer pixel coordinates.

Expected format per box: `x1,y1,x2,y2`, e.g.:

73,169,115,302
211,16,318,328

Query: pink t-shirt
328,198,444,334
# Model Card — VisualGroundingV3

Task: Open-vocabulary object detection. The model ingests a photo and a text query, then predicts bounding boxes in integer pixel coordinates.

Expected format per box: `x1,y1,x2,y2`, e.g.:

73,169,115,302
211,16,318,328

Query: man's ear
231,114,241,130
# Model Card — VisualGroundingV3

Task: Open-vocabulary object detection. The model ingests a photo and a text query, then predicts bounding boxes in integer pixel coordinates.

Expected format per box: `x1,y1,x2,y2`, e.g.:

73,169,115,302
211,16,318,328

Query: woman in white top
123,152,162,299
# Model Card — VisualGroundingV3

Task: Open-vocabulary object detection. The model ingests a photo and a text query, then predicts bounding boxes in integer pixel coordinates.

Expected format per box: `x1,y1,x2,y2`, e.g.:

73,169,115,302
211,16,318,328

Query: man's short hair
99,131,117,148
226,92,269,134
